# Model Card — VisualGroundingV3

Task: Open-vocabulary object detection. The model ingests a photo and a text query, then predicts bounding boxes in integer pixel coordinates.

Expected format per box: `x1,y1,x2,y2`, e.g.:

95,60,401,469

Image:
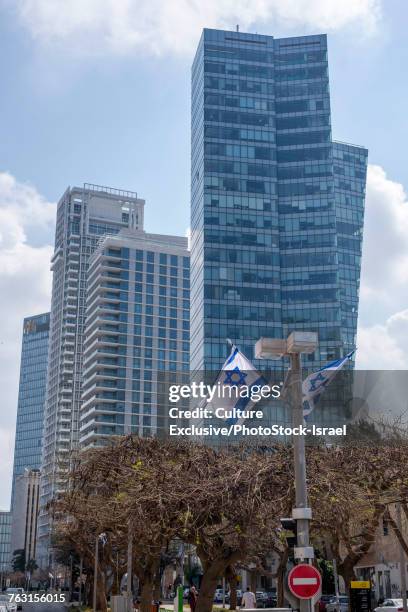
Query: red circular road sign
288,564,322,599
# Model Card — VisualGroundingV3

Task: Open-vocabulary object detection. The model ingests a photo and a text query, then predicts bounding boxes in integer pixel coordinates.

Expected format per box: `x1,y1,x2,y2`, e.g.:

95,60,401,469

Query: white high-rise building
80,230,190,447
38,184,145,568
10,469,40,564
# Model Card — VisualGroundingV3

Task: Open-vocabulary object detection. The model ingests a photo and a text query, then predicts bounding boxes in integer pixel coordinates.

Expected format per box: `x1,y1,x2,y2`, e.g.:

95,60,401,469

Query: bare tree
50,436,408,612
309,443,408,592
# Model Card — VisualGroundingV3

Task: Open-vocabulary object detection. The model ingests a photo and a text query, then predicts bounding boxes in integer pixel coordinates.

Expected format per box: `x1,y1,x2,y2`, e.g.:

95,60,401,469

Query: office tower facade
10,469,40,563
80,230,190,447
333,142,367,355
38,184,145,567
11,313,50,499
0,512,11,575
191,29,367,379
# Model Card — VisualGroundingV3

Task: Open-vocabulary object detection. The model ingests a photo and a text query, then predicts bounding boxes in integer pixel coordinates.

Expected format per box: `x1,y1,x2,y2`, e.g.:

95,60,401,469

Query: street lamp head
286,331,318,354
255,332,318,359
254,337,287,359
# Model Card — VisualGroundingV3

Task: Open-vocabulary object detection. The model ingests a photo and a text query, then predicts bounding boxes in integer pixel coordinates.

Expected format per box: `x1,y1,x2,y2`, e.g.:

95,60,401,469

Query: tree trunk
96,571,108,612
153,573,162,601
336,505,384,600
338,560,357,598
85,578,93,607
250,570,257,594
227,570,239,610
111,567,125,595
276,549,289,608
111,578,119,596
196,560,225,612
140,579,154,612
385,509,408,555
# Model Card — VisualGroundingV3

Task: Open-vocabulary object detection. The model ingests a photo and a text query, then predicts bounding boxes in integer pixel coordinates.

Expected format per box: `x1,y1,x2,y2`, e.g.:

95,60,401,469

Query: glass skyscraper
80,230,189,447
11,313,50,500
191,29,367,383
0,512,11,575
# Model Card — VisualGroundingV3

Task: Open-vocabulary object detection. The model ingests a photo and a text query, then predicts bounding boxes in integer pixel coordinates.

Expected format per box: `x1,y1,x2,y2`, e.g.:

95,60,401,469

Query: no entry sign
288,564,322,599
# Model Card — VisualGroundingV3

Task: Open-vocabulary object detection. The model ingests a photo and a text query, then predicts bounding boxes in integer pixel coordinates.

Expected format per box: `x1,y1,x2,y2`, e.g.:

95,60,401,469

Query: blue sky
0,0,407,233
1,0,408,510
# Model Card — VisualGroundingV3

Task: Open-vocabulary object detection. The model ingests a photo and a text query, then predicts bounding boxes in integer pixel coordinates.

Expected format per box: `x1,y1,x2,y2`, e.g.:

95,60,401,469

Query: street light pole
290,353,309,539
79,556,83,607
290,351,312,612
93,535,99,612
396,503,407,612
255,332,318,612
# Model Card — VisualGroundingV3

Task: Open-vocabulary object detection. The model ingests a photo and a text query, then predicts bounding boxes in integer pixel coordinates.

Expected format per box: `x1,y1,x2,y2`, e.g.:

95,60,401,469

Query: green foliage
26,558,38,573
12,549,26,573
316,554,335,594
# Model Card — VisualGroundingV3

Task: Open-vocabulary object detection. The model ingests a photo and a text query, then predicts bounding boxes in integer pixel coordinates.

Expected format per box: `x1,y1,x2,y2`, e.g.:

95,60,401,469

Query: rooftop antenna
236,24,239,32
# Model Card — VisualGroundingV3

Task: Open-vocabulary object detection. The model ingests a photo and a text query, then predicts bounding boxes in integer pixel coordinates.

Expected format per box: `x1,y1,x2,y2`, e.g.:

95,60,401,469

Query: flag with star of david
208,343,266,426
302,350,355,417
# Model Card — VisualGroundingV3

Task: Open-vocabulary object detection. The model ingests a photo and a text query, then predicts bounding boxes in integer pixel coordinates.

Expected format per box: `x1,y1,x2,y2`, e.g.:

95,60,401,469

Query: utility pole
79,557,83,607
69,554,73,603
127,524,133,612
396,503,407,612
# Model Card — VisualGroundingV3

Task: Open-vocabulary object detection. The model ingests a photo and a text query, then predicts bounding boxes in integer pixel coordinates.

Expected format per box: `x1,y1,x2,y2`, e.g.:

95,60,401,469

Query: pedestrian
188,585,198,612
241,587,256,609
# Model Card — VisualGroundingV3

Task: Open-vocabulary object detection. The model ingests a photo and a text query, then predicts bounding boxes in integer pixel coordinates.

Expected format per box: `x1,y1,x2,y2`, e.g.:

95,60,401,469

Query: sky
1,0,408,510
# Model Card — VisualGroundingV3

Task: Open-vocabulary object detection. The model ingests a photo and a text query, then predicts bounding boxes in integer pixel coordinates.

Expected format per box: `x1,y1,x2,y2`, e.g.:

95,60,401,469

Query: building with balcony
38,184,145,567
10,469,40,564
80,229,190,447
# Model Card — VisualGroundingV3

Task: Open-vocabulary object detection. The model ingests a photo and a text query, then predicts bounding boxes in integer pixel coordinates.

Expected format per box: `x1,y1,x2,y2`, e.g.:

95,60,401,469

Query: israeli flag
209,343,266,426
302,351,355,417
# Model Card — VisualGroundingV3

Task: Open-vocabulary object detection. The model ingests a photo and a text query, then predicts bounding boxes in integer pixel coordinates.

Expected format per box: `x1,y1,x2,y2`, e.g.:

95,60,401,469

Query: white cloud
359,165,408,317
357,321,408,370
357,165,408,369
0,172,54,510
12,0,382,57
0,157,407,508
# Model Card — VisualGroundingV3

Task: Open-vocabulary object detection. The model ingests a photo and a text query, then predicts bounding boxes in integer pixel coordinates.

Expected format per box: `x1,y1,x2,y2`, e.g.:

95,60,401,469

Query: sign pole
290,353,313,612
396,503,408,612
288,564,322,601
174,585,183,612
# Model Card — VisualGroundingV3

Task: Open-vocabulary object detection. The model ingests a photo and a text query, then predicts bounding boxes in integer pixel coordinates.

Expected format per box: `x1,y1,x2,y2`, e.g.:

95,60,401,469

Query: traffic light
280,518,297,550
